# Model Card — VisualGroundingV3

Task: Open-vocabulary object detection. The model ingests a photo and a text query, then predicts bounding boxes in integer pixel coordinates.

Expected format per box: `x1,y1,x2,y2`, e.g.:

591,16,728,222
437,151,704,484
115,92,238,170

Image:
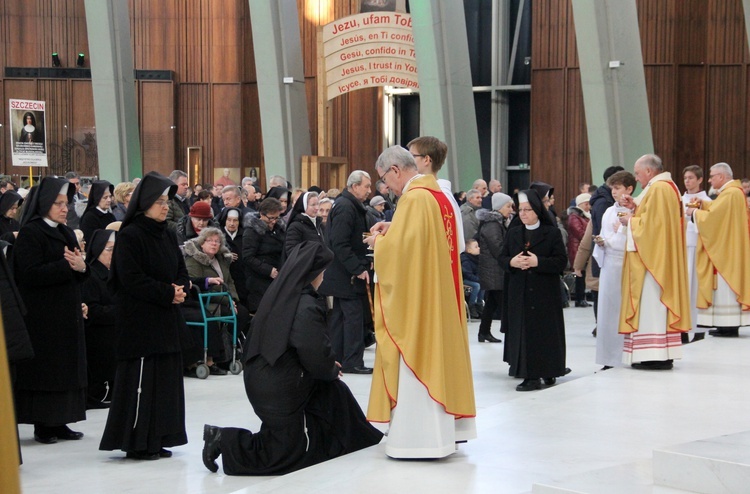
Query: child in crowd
461,239,484,318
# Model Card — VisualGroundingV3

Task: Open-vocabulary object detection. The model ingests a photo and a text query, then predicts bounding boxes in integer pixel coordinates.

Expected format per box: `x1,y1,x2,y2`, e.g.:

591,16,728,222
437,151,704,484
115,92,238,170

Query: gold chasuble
693,180,750,311
619,175,691,334
0,316,21,494
367,174,476,422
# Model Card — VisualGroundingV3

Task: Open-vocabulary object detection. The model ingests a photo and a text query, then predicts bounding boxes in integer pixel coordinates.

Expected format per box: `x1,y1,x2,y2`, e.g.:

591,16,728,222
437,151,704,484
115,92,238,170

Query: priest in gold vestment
686,163,750,337
618,154,691,370
1,317,21,493
364,146,476,459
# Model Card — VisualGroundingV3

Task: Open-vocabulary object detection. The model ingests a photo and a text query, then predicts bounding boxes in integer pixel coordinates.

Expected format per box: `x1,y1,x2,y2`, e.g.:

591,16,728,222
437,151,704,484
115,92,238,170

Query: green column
84,0,142,181
248,0,311,188
571,0,653,180
409,1,482,191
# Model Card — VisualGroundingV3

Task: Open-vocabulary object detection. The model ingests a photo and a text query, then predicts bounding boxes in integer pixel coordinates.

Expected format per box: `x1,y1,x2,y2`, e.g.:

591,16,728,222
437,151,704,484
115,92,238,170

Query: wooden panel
564,68,589,201
140,81,176,177
532,0,569,69
211,84,241,169
636,0,674,65
707,0,748,64
674,0,708,64
675,65,706,169
530,69,566,189
644,65,676,171
70,80,97,177
706,65,744,168
241,83,264,183
176,83,209,180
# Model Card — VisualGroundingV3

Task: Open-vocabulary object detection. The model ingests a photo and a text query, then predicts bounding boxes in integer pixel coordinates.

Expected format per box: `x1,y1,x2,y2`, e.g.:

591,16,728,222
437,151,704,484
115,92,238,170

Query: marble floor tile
17,306,750,494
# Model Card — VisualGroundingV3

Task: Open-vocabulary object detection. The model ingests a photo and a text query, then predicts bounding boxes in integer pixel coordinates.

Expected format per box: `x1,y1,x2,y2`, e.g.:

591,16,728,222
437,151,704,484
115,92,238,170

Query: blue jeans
464,280,483,305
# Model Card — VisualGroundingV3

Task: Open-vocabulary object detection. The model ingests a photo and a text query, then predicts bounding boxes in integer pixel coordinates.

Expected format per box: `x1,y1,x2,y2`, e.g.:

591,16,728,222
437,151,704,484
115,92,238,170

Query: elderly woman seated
182,227,250,376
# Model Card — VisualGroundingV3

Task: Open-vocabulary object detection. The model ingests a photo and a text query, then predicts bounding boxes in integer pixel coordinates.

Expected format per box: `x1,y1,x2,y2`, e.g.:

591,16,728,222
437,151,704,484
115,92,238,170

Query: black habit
0,190,22,241
80,230,118,406
215,242,382,475
500,189,568,380
99,172,189,456
79,180,116,242
216,207,248,304
13,177,88,426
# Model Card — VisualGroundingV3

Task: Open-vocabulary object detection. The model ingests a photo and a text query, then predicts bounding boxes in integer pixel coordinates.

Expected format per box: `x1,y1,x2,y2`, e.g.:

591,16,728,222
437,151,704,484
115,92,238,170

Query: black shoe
543,377,556,386
564,367,572,375
184,367,199,378
364,331,377,348
209,365,227,376
708,327,739,337
631,360,673,370
469,307,480,318
203,424,222,473
575,300,591,308
692,333,706,342
126,450,160,461
33,426,58,444
342,366,373,374
159,448,172,458
473,304,484,317
55,425,84,440
516,378,542,391
681,332,690,344
592,327,597,337
478,332,502,343
600,366,613,371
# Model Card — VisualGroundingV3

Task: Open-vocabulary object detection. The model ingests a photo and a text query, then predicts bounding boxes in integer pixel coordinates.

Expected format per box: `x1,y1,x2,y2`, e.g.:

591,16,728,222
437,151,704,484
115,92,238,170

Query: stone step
653,430,750,493
531,460,694,494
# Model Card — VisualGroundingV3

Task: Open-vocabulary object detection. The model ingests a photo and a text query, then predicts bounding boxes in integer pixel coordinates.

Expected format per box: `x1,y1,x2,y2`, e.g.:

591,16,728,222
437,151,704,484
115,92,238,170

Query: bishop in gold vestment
619,155,690,369
688,164,750,335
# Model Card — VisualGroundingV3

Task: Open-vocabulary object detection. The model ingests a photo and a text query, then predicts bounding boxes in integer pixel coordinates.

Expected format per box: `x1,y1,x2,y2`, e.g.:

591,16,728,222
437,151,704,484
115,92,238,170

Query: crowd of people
1,146,749,473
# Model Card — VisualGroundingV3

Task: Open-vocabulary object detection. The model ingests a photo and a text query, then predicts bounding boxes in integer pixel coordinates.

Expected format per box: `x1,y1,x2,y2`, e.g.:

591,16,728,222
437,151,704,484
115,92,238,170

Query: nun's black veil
245,241,333,366
514,188,555,227
121,171,177,228
266,186,291,214
0,190,23,216
86,229,115,265
19,176,75,227
85,180,114,213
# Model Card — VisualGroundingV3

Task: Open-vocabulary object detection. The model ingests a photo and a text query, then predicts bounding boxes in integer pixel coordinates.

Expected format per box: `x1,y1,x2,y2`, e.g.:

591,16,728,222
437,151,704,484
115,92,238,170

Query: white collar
402,173,424,195
525,220,541,230
96,206,110,214
634,171,673,206
43,217,59,227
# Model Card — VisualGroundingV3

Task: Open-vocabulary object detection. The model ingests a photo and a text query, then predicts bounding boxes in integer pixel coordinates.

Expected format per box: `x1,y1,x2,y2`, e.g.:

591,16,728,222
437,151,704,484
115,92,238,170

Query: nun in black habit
283,191,324,259
13,177,89,444
99,171,190,460
79,180,116,242
216,206,248,304
0,190,23,241
500,189,568,392
80,229,118,408
202,241,383,475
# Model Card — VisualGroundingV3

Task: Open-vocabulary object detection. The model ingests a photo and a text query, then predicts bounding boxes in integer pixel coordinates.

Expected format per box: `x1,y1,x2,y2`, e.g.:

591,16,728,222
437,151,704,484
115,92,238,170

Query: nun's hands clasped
64,246,86,272
510,252,538,270
172,283,187,304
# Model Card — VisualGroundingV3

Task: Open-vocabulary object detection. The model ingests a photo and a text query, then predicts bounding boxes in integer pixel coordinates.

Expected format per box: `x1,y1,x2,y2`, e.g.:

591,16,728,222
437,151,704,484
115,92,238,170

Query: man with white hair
618,154,691,370
364,146,476,459
318,170,373,374
685,162,750,337
460,189,482,242
267,175,287,190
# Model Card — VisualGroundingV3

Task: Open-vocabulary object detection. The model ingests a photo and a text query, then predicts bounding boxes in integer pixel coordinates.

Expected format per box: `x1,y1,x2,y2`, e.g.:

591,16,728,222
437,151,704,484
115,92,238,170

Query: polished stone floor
18,307,750,493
